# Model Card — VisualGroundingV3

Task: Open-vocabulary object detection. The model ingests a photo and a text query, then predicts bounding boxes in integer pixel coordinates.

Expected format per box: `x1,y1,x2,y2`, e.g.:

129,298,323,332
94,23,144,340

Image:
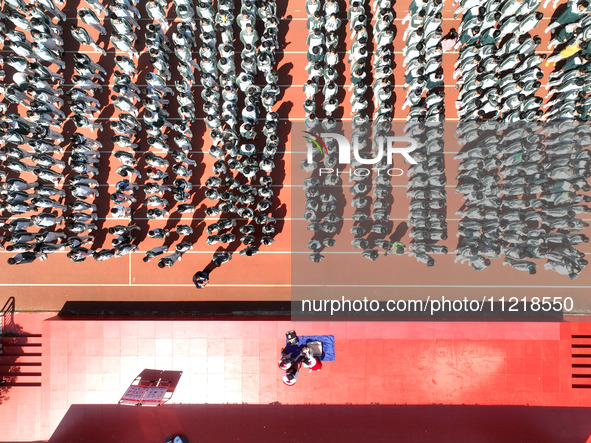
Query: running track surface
1,0,591,312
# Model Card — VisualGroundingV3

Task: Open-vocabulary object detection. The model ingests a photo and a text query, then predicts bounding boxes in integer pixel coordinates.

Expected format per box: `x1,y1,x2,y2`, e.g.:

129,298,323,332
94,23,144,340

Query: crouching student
300,346,322,372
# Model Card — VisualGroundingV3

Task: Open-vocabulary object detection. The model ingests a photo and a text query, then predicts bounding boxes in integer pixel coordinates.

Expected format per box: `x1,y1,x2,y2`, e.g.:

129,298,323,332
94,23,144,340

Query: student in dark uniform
193,270,210,289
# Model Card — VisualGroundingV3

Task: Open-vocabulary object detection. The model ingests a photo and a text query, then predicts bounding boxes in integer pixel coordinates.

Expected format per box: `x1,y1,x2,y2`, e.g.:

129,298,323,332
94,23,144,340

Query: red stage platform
2,314,591,441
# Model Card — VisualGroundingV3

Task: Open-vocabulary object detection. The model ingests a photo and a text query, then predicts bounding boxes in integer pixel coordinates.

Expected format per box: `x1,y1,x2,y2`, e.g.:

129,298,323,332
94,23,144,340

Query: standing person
7,251,46,265
93,249,115,261
115,243,137,257
71,25,106,55
213,251,232,267
67,248,94,262
391,241,405,255
158,251,182,267
111,205,132,218
193,270,210,288
32,213,64,228
143,245,169,262
165,435,188,443
147,228,170,239
4,218,34,232
78,8,107,35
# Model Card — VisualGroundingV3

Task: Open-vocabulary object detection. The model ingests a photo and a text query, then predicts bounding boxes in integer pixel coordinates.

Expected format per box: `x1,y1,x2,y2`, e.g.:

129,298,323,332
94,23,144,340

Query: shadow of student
275,63,293,101
271,202,287,237
182,218,205,247
390,222,408,243
276,14,292,61
200,245,235,277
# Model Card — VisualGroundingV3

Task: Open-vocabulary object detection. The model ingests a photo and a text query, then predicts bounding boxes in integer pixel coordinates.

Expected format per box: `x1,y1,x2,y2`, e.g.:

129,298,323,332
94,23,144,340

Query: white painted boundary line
1,283,590,288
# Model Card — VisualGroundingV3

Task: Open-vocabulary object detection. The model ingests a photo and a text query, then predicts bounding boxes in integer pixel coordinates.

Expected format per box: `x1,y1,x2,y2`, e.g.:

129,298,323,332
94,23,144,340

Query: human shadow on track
390,221,409,243
271,100,292,194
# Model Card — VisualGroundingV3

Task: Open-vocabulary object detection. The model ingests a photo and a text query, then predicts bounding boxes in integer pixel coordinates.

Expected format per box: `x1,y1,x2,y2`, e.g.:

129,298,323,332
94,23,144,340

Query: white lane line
0,283,291,287
26,16,560,22
0,283,590,288
1,218,590,222
3,117,457,122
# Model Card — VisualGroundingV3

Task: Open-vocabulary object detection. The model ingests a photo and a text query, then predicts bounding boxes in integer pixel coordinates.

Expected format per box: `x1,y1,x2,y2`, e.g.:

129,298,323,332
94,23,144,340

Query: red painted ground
3,314,591,441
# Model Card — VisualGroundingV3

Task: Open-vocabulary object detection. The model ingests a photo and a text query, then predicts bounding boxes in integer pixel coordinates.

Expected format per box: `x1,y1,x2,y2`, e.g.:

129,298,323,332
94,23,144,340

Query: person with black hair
213,252,232,267
347,2,364,30
193,270,210,289
71,25,106,55
283,365,299,386
300,346,323,372
8,251,46,265
68,248,94,263
158,252,182,268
